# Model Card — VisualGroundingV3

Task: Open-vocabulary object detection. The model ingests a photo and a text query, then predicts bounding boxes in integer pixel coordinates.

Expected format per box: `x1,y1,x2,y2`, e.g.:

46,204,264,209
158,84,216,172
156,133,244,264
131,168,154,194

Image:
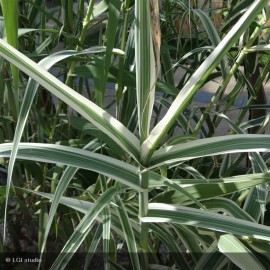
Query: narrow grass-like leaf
164,181,205,210
30,191,93,214
91,0,109,19
84,223,103,270
50,187,118,270
0,143,141,191
244,187,262,222
150,134,270,167
247,241,270,260
38,200,48,252
149,171,270,187
142,203,270,241
135,0,155,143
113,195,140,270
102,206,111,270
194,245,227,270
160,44,175,86
246,44,270,52
200,198,255,222
218,234,265,270
151,177,270,204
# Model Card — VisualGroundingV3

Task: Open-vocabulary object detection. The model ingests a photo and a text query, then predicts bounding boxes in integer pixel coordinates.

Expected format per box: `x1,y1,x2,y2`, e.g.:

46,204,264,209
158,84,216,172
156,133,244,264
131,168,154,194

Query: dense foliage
1,0,270,269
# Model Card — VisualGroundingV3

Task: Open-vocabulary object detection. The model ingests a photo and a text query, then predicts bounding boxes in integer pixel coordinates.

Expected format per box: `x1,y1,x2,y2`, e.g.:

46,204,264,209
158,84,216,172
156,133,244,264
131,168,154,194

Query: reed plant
1,0,270,269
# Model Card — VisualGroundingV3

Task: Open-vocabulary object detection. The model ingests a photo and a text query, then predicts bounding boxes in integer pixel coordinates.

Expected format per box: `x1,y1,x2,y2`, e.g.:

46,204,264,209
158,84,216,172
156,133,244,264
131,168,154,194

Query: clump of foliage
1,0,270,269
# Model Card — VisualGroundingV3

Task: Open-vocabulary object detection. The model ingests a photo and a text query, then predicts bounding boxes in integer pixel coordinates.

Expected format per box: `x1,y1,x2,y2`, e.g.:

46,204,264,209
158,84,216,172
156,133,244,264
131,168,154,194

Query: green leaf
141,203,270,241
164,181,206,210
200,198,255,222
113,195,140,270
102,205,111,270
31,191,93,214
246,44,270,52
151,175,270,204
0,143,142,191
149,170,270,187
135,0,155,143
218,234,265,270
84,223,103,269
150,134,270,167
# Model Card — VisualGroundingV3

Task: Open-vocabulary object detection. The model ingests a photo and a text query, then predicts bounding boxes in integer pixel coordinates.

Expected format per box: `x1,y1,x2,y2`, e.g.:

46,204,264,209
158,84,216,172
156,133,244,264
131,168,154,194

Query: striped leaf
150,134,270,167
218,234,265,270
141,203,270,241
135,0,156,143
0,143,141,191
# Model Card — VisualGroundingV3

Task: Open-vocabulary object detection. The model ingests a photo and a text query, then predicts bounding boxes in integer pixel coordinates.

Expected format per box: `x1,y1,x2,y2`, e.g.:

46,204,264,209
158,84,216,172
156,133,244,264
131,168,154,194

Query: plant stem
139,169,149,269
